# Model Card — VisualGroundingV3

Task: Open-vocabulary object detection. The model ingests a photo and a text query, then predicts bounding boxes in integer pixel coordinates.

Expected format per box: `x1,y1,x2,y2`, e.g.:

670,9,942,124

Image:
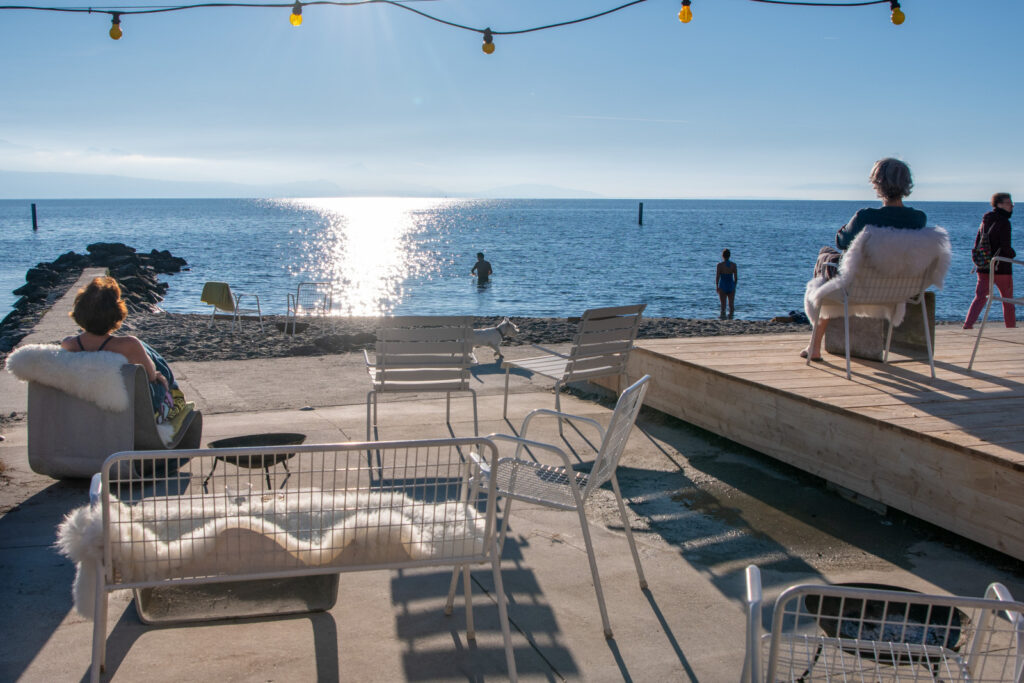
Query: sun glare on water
277,197,453,316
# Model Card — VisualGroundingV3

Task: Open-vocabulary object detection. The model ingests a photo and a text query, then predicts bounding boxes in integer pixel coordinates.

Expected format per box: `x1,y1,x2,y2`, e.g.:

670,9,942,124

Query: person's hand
153,372,169,389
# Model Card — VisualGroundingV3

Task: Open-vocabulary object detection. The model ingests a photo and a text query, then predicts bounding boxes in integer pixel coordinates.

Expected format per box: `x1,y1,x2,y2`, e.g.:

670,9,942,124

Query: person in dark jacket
964,193,1016,329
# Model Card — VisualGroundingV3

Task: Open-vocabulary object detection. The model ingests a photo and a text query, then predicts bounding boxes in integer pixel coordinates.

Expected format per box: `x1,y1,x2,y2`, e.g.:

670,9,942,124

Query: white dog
472,317,519,361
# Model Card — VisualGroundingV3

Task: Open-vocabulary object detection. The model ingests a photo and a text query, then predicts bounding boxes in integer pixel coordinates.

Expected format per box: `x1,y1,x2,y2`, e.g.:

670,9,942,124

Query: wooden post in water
638,202,643,226
31,203,37,231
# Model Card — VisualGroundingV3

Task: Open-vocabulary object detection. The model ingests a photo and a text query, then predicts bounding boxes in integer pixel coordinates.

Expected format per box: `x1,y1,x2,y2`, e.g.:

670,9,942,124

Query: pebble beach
119,312,813,363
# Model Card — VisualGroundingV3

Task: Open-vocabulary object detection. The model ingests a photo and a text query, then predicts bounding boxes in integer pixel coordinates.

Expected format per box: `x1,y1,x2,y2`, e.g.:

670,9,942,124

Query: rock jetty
0,243,188,352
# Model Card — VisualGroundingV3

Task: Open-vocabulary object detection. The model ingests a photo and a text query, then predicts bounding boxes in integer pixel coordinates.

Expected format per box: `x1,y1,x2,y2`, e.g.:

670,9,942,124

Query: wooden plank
596,327,1024,561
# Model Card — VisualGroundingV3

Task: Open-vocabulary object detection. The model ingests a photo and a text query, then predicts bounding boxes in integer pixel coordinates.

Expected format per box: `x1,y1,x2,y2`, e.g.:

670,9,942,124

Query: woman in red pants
964,193,1016,329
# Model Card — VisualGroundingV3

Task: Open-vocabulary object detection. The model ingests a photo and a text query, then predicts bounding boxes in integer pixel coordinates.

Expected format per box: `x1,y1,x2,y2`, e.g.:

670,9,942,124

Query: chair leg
366,391,375,441
969,296,996,371
444,564,461,615
502,367,511,419
469,389,479,436
883,316,895,365
921,297,935,379
843,300,852,380
491,541,519,682
446,392,451,425
90,564,107,682
576,506,613,638
611,476,647,590
462,563,475,640
554,381,565,437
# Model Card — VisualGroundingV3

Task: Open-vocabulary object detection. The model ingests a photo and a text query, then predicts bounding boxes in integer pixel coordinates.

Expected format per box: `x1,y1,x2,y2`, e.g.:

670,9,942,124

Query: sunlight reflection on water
275,197,454,316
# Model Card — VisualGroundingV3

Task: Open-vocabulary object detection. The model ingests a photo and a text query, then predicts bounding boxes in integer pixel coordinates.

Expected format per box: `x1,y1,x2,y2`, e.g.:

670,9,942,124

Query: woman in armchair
802,158,927,360
60,276,178,418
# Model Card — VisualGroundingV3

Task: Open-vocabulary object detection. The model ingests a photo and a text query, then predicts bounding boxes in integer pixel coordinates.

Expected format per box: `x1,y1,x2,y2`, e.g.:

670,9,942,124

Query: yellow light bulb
678,0,692,23
482,41,495,54
109,15,122,40
891,7,905,24
290,12,302,26
482,28,494,54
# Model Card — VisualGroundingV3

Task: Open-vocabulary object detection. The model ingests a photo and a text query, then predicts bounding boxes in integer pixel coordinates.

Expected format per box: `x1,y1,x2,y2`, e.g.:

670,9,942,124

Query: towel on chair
200,282,234,312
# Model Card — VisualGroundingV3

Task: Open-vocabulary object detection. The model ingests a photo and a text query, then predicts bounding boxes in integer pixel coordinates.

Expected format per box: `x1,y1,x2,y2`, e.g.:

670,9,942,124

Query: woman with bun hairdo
60,276,177,414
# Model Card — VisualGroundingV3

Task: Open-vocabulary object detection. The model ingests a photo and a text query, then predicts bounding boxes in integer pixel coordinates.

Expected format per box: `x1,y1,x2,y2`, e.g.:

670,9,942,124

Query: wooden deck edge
595,347,1024,562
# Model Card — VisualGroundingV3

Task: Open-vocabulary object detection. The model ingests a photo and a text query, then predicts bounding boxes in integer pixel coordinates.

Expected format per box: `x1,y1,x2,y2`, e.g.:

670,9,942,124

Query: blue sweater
835,206,927,251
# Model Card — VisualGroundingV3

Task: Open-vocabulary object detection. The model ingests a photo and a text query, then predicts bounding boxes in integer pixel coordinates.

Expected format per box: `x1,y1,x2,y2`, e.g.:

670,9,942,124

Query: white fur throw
6,344,130,412
56,488,486,618
805,225,952,328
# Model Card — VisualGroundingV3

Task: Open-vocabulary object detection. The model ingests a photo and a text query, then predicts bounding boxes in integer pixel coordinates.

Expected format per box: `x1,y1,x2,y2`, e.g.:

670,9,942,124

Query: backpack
972,222,995,272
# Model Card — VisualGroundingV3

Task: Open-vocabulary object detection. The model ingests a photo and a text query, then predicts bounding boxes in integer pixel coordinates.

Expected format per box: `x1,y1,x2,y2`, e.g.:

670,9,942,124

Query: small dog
472,317,519,361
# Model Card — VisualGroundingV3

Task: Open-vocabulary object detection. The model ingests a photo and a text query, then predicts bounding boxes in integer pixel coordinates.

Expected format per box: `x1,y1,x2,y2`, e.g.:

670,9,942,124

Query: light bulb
482,28,494,54
890,1,904,25
109,14,122,40
290,2,302,26
678,0,692,23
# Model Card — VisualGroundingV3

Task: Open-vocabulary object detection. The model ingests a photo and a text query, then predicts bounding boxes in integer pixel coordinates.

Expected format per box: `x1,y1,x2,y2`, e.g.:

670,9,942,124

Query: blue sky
0,0,1020,200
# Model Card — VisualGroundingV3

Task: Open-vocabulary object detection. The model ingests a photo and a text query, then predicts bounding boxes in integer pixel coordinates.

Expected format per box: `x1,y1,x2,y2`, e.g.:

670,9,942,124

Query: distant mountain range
0,170,601,200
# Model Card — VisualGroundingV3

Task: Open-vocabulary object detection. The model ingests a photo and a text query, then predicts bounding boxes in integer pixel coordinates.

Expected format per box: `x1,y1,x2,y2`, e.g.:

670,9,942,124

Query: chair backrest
372,316,475,391
200,281,235,313
565,304,646,382
583,375,650,498
292,282,333,315
837,226,951,305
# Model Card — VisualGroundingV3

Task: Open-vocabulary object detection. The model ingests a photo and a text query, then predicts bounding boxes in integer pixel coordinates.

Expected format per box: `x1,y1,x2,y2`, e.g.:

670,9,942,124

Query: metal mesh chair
501,304,645,432
743,564,1024,682
447,374,651,639
969,256,1024,371
364,316,478,439
285,281,334,334
200,281,263,333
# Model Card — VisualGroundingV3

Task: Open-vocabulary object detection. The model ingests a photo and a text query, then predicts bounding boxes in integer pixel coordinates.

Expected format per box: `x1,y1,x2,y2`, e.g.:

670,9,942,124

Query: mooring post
638,202,643,226
31,203,37,231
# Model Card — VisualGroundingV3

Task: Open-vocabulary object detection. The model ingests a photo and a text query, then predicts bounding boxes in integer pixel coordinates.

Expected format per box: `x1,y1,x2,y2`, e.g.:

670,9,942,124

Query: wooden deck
596,325,1024,562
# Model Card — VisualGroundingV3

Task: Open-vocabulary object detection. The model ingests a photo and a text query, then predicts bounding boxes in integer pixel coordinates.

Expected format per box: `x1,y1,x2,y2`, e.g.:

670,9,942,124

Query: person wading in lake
963,193,1016,329
471,252,493,285
716,248,738,320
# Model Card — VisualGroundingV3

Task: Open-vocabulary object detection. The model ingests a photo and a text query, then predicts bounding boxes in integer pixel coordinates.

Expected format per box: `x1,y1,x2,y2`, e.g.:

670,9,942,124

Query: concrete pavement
2,271,1024,681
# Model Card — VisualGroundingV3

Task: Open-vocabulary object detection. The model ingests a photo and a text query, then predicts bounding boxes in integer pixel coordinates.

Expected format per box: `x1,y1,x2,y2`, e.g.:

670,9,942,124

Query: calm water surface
0,198,997,322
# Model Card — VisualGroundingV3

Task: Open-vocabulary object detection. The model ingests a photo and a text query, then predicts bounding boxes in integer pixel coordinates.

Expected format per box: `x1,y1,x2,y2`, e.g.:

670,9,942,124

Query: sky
0,0,1020,200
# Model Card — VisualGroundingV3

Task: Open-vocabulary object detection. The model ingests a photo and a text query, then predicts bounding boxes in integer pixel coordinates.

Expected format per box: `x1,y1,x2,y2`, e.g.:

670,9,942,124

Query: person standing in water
471,252,493,284
716,248,738,320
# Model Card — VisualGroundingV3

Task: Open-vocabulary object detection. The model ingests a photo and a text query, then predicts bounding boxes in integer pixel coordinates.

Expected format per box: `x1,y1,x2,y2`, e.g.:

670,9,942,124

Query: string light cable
0,0,909,46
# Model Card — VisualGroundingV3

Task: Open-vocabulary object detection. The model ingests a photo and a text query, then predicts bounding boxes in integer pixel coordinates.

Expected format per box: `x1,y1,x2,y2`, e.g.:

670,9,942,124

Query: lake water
0,197,999,322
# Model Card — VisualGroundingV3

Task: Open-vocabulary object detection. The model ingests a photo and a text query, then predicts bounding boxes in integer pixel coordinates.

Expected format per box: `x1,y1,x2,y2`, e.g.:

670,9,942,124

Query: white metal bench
66,438,516,682
744,564,1024,682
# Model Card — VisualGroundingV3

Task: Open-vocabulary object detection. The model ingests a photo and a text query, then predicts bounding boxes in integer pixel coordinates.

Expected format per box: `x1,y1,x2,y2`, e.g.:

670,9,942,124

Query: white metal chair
286,281,333,334
805,227,951,380
364,316,478,439
200,281,263,333
743,564,1024,682
448,374,651,639
501,304,645,432
968,256,1023,371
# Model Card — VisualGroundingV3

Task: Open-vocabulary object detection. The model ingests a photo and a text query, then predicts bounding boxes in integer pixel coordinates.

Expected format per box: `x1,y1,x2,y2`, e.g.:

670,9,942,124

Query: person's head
722,249,731,261
70,276,127,335
476,252,485,260
869,158,914,200
992,193,1014,213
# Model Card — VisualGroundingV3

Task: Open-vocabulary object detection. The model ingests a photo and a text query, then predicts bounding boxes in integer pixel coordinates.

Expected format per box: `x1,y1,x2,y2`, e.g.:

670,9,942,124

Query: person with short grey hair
801,158,928,360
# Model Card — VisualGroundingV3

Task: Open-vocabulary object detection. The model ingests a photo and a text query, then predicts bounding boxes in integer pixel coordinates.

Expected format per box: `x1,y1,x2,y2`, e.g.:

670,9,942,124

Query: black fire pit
804,583,968,672
205,432,306,490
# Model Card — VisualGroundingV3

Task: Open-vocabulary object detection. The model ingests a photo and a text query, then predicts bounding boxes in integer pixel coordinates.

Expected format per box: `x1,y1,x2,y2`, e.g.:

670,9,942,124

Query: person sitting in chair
802,158,927,361
60,276,179,419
